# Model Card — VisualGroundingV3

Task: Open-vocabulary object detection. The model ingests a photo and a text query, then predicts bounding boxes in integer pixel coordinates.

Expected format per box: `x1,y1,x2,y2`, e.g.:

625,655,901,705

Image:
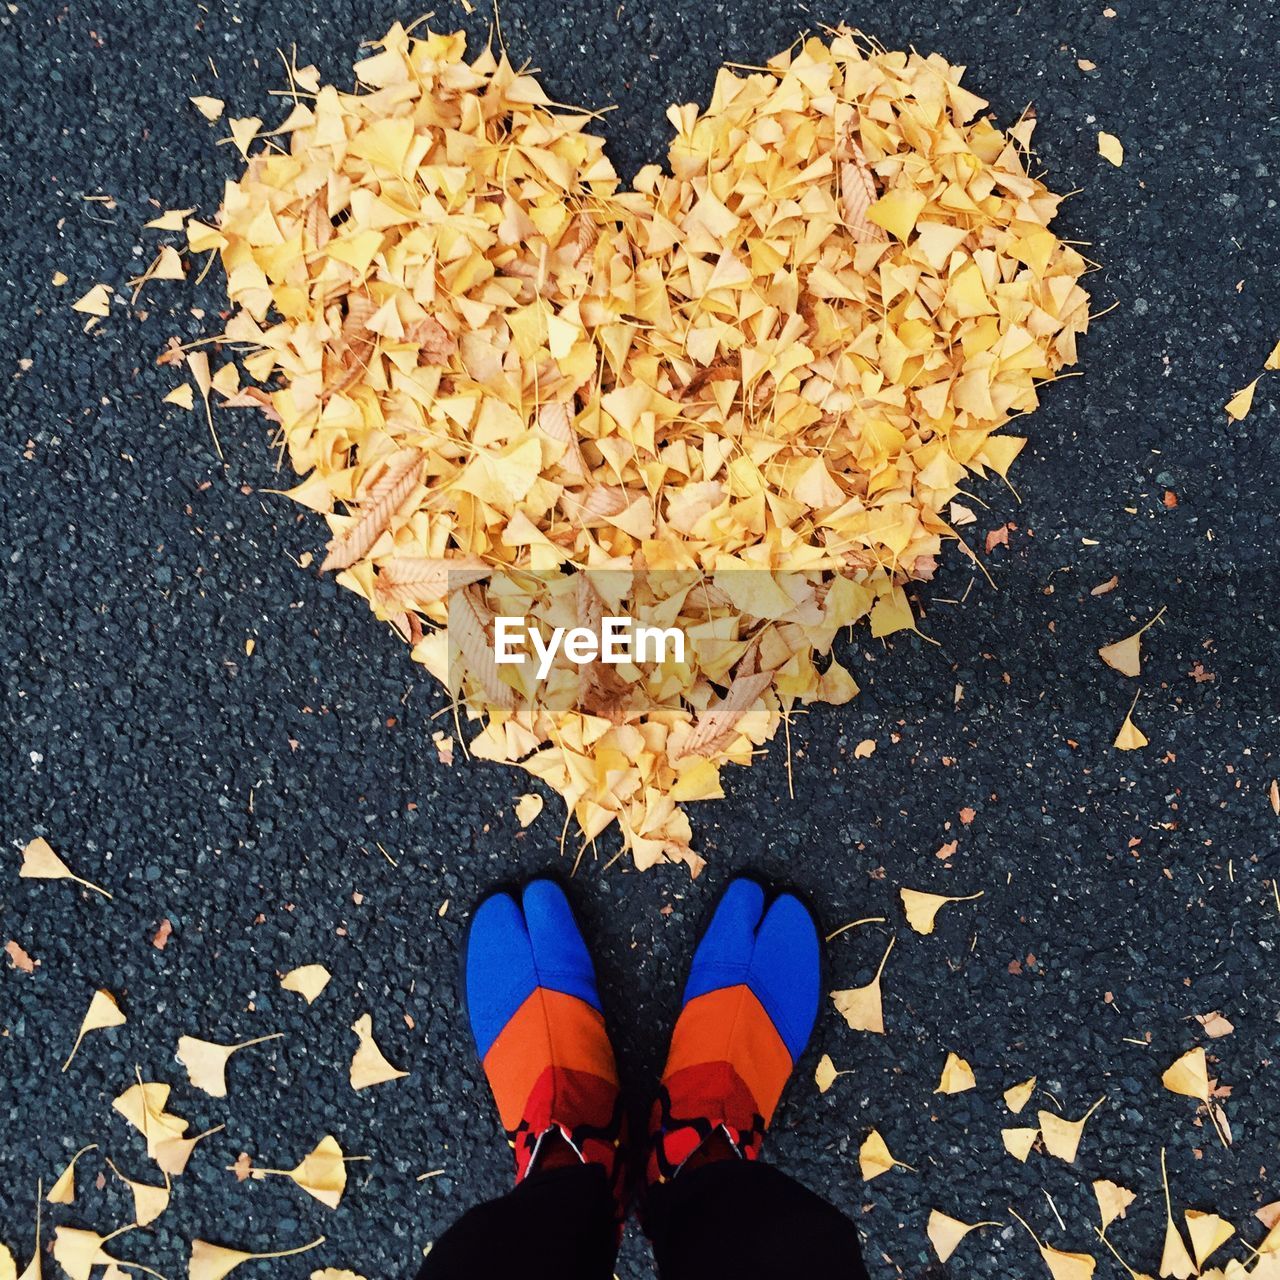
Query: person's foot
463,878,626,1213
647,876,821,1184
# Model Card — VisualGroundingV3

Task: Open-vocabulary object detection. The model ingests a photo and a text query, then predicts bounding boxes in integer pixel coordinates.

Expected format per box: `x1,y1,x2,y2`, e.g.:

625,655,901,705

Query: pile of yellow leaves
195,23,1089,870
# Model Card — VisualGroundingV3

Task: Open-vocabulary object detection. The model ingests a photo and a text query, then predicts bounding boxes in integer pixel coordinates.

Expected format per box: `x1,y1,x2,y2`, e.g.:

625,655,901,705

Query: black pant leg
646,1158,872,1279
416,1163,618,1280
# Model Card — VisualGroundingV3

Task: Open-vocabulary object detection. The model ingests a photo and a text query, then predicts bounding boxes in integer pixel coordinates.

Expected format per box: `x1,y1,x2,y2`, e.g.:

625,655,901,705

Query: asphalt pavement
2,1,1278,1276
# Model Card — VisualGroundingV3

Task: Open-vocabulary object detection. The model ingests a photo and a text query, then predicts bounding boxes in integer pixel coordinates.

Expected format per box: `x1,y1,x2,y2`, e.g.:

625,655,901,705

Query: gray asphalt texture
3,0,1279,1276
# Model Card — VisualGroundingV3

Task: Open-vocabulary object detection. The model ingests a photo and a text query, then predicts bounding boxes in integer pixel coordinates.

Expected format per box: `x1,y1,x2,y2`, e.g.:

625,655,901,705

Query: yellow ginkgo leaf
1094,1179,1136,1231
144,207,196,231
1161,1047,1210,1102
814,1054,846,1094
111,1076,219,1174
310,1272,366,1280
1012,1209,1096,1280
190,95,225,121
1004,1076,1037,1114
177,1032,283,1097
1098,607,1165,677
1184,1211,1234,1268
153,1124,224,1177
1265,338,1280,371
163,384,195,410
71,284,112,317
927,1210,1001,1263
106,1158,170,1228
1097,132,1124,166
830,936,894,1035
935,1052,976,1094
514,793,544,827
50,1227,141,1280
1225,378,1259,421
1037,1097,1105,1164
1159,1148,1197,1280
1041,1244,1097,1280
255,1136,348,1209
350,1014,407,1090
63,990,126,1071
47,1145,96,1205
19,838,111,898
189,1236,324,1280
1114,692,1148,751
280,965,331,1004
858,1129,909,1181
1002,1127,1038,1162
0,1244,15,1280
900,888,983,936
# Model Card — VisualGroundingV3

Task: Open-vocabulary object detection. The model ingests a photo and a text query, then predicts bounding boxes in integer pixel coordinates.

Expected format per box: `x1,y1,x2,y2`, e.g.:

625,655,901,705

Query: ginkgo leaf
1002,1127,1038,1162
190,95,225,121
814,1054,847,1094
164,384,195,410
1097,132,1124,165
63,990,126,1070
830,936,895,1034
50,1227,157,1280
1184,1211,1234,1268
310,1272,366,1280
254,1136,348,1209
0,1245,14,1280
858,1129,910,1181
935,1052,976,1094
280,965,331,1004
350,1013,407,1089
1004,1077,1037,1114
1161,1047,1210,1102
1037,1097,1105,1163
1094,1180,1136,1231
1159,1148,1197,1280
189,1236,324,1280
71,285,112,317
47,1145,96,1204
19,838,111,898
1224,378,1259,421
514,793,544,827
177,1032,283,1097
1114,692,1148,751
1012,1209,1096,1280
1098,607,1165,677
154,1125,225,1177
105,1158,171,1228
1194,1011,1234,1039
900,888,983,935
18,1182,43,1280
927,1210,1000,1263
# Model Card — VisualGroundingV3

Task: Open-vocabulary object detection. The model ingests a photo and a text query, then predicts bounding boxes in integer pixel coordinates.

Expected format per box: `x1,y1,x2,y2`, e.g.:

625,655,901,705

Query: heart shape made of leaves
202,23,1090,873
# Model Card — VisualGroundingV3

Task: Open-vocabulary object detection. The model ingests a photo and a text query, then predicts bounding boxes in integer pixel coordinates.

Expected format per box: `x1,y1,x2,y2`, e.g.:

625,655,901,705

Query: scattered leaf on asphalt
47,1145,97,1205
5,941,37,973
1159,1149,1197,1279
901,888,983,935
63,990,126,1071
1005,1077,1038,1114
190,95,224,120
177,1033,284,1097
1162,1047,1210,1102
1184,1211,1234,1269
831,935,895,1034
104,1159,170,1228
1097,132,1124,165
1002,1127,1039,1162
1194,1011,1234,1039
19,838,111,898
71,285,112,317
1224,378,1259,421
927,1210,1001,1263
253,1136,348,1209
514,793,544,827
858,1129,910,1181
936,1053,976,1094
280,965,331,1004
1094,1180,1136,1231
350,1013,407,1089
1011,1209,1096,1280
189,1236,324,1280
1098,607,1165,677
1114,693,1148,751
1037,1097,1105,1163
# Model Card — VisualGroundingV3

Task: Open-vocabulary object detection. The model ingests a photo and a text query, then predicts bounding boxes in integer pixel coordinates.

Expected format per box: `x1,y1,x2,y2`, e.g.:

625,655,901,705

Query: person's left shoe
462,877,627,1219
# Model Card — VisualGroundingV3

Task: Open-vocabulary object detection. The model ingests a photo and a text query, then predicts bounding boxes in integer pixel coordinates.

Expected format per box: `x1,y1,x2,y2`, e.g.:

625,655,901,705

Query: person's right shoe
646,876,821,1185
